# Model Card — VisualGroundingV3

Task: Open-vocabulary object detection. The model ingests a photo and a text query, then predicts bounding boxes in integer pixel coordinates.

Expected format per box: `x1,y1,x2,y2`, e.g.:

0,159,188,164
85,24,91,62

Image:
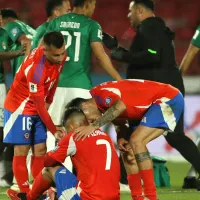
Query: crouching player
8,108,120,200
67,79,184,200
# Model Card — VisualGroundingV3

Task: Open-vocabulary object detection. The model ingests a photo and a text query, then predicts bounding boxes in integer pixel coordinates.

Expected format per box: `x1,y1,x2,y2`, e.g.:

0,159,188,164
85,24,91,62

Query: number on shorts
22,117,32,131
96,139,112,170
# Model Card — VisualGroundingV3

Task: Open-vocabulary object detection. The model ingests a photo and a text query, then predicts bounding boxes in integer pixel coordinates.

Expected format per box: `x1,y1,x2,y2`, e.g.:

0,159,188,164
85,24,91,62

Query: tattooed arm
92,99,127,129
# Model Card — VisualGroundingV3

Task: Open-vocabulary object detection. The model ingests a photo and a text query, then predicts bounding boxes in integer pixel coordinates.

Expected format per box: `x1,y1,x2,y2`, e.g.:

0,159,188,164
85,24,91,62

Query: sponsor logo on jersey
105,97,112,106
29,82,37,93
24,133,30,140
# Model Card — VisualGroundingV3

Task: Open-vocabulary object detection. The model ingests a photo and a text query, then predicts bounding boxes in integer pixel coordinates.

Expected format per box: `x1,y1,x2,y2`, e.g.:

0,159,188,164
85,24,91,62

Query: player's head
128,0,155,27
72,0,96,17
67,97,102,123
1,8,18,26
63,108,89,132
46,0,71,19
43,31,66,65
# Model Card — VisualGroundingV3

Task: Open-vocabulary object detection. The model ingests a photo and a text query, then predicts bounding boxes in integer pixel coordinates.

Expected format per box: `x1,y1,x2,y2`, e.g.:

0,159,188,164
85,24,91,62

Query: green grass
1,162,200,200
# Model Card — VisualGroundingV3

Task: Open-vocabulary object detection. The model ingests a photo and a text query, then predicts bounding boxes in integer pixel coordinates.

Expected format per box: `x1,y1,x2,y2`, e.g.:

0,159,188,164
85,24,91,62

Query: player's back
5,20,36,76
73,129,120,200
47,13,102,89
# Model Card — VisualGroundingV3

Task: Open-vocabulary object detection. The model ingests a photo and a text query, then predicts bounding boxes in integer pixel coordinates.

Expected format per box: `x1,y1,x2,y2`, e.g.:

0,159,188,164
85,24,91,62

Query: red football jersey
4,46,64,115
48,129,120,200
90,79,179,120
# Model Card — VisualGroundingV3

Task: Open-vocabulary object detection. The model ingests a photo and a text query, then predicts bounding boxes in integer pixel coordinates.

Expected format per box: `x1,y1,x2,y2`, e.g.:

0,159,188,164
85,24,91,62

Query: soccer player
1,8,36,77
67,79,184,200
7,108,120,200
45,0,122,170
180,25,200,189
4,31,66,194
32,0,71,49
0,19,26,187
180,25,200,74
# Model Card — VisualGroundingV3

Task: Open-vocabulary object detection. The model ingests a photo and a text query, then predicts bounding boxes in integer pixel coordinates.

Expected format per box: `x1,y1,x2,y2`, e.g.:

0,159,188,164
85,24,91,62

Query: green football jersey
32,22,49,49
4,20,36,77
0,28,13,83
191,25,200,48
46,13,103,89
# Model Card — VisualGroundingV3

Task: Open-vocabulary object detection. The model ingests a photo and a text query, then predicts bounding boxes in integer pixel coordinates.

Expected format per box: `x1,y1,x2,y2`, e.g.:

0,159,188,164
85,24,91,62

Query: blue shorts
55,167,81,200
3,109,47,145
140,92,184,131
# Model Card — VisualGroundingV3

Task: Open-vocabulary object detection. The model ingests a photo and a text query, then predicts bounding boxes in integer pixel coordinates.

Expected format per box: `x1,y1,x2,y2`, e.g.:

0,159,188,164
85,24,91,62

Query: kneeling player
8,108,120,200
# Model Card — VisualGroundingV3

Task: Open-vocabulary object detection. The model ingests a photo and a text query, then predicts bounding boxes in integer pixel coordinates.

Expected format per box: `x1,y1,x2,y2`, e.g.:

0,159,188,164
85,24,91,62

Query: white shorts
0,84,6,127
48,87,91,125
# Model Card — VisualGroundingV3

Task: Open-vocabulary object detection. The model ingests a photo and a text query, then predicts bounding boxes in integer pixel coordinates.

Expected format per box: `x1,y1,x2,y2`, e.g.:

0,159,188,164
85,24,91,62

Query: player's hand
111,46,128,61
118,138,129,152
54,127,66,141
73,125,96,141
102,32,118,50
16,44,26,56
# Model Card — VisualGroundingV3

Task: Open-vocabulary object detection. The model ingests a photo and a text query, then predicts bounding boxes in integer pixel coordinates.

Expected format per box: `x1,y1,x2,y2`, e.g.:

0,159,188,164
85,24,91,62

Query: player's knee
130,136,145,152
14,145,30,156
33,145,47,156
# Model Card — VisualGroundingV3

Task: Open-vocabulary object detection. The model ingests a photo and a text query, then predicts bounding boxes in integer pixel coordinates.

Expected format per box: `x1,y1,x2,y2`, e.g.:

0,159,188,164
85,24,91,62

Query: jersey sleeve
191,26,200,48
47,134,77,163
90,87,121,109
89,21,103,43
5,22,25,43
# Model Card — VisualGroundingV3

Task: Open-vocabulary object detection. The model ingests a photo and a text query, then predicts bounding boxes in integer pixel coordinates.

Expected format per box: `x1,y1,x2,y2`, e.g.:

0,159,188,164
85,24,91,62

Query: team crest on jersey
105,97,112,106
24,133,30,140
29,82,38,93
1,42,6,50
11,28,19,37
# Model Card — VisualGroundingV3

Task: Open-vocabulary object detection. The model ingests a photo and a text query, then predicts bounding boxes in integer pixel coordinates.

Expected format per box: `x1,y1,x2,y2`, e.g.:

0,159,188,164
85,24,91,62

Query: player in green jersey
180,25,200,189
180,25,200,74
32,0,71,49
45,0,122,172
0,13,26,186
1,8,36,77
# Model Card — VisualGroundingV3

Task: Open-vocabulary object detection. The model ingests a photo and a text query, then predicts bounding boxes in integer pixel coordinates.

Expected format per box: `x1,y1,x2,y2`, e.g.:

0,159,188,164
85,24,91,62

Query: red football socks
140,169,157,200
31,156,44,179
13,156,30,193
26,171,51,200
128,173,144,200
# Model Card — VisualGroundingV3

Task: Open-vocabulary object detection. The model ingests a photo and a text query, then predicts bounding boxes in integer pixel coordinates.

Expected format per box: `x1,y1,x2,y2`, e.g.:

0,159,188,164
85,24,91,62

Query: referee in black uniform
103,0,200,189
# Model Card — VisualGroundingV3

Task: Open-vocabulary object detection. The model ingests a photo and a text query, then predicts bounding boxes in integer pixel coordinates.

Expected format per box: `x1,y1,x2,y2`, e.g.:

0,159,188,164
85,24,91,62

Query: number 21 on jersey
61,31,81,62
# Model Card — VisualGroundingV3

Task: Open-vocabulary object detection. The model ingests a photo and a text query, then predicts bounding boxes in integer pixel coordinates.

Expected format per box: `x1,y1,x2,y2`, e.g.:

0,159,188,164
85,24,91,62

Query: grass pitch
1,161,199,200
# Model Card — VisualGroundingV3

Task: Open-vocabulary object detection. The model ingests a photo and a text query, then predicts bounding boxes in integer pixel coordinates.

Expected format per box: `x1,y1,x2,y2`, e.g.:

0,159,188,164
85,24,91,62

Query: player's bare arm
92,100,126,129
0,45,26,61
180,44,199,74
17,34,32,58
91,42,123,81
74,100,126,141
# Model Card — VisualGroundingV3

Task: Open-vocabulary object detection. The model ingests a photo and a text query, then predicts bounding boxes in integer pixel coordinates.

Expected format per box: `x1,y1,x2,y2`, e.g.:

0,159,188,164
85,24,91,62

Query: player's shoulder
36,22,49,32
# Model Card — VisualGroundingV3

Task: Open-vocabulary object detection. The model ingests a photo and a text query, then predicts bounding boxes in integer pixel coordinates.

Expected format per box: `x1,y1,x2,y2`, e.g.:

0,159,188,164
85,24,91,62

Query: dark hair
43,31,64,48
72,0,94,7
66,98,88,110
1,8,18,19
46,0,67,17
62,108,85,126
134,0,154,12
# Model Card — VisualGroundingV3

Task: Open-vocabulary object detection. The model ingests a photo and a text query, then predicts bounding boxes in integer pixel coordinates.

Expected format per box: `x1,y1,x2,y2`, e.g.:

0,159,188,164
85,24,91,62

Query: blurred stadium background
0,0,200,199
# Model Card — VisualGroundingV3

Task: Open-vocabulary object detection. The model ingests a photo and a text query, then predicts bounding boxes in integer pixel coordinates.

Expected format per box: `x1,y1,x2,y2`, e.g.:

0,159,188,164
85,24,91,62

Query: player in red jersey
7,108,120,200
67,79,184,200
4,31,66,194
